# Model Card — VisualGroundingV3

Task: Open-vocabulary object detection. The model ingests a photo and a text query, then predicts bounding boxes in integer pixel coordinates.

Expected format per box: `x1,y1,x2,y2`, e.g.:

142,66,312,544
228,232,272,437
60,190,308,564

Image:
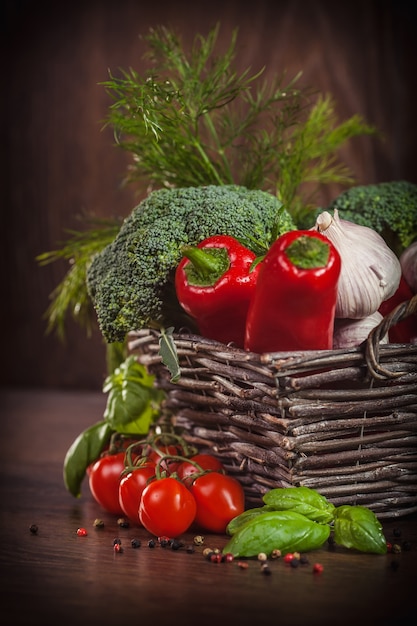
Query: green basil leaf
63,421,113,497
159,327,181,382
333,505,387,554
263,486,336,523
226,506,273,535
223,510,330,557
103,355,164,434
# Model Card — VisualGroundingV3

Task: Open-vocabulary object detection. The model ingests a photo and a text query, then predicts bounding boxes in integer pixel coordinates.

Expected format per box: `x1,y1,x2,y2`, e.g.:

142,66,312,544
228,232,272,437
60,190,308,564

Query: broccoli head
327,180,417,256
87,184,295,342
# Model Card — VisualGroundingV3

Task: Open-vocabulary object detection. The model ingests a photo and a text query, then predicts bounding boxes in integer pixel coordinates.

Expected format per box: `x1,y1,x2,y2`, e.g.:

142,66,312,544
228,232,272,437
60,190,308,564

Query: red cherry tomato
88,451,126,515
189,472,245,533
148,444,183,474
177,453,224,485
118,462,156,524
139,477,197,537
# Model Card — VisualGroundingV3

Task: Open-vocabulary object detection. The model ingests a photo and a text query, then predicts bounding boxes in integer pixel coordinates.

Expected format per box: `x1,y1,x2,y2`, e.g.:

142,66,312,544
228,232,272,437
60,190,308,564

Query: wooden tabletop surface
0,388,415,626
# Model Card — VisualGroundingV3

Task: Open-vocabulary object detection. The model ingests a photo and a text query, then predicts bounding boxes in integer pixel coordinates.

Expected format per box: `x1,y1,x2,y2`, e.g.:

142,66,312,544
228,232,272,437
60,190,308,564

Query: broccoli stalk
326,181,417,257
86,184,296,342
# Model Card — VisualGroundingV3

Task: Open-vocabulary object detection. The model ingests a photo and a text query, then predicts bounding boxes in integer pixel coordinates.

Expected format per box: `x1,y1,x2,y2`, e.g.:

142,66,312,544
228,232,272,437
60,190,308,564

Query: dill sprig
37,218,121,339
101,23,376,221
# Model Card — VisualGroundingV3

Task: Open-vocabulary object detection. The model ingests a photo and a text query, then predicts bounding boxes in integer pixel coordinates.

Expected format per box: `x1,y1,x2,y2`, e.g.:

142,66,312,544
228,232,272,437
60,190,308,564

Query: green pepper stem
286,235,330,269
181,245,230,286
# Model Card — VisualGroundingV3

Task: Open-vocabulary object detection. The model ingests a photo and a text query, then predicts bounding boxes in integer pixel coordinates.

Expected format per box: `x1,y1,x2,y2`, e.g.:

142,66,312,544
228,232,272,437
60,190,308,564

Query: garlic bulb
315,209,401,318
400,241,417,294
333,311,388,349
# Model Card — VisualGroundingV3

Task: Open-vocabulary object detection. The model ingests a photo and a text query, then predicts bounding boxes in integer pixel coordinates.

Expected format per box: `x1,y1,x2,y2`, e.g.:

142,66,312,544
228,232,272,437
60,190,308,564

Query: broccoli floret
87,184,295,342
327,181,417,256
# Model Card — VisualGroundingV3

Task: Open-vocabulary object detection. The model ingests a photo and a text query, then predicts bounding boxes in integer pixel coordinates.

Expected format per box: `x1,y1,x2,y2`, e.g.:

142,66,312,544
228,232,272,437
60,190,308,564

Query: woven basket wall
129,296,417,519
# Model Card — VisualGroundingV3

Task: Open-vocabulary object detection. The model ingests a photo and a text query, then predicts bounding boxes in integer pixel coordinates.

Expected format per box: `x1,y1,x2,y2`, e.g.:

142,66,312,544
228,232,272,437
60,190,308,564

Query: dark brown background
2,0,416,390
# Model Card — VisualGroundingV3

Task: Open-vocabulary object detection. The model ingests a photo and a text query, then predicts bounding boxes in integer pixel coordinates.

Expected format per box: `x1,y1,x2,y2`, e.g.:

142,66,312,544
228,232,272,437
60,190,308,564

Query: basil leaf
159,327,181,382
63,421,113,497
333,505,387,554
223,510,330,557
263,486,336,523
103,355,164,434
226,506,274,535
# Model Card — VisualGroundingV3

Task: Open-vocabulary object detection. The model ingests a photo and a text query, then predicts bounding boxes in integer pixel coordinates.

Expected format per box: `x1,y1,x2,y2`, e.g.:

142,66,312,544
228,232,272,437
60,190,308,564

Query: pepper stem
286,235,330,269
181,245,230,286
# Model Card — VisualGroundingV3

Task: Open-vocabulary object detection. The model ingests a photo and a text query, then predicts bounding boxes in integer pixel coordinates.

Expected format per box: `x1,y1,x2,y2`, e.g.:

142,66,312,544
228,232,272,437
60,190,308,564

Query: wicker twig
130,294,417,518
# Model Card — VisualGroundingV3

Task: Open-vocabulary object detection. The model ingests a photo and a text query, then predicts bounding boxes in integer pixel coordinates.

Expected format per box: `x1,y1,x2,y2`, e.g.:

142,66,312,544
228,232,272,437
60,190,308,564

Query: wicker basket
129,295,417,519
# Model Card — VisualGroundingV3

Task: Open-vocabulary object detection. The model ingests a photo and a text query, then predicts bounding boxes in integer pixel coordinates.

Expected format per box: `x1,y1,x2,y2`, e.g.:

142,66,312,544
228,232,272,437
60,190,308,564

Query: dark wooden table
0,388,415,626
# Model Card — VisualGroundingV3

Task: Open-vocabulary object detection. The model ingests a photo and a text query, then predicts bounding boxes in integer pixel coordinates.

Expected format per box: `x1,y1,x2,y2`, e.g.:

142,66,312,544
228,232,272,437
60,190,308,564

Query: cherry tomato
177,453,224,485
189,472,245,533
148,444,183,474
88,451,126,515
139,477,197,537
118,462,156,524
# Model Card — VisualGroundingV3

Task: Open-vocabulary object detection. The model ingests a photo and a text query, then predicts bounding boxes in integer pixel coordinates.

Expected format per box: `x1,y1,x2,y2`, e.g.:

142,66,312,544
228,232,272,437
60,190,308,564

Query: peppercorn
171,539,183,551
312,563,324,574
29,524,38,535
117,517,129,528
93,519,104,528
224,553,234,563
113,537,122,545
114,543,123,553
193,535,205,546
76,528,88,537
131,538,141,549
148,539,156,548
237,561,249,569
392,543,402,554
393,527,402,538
186,545,195,554
271,549,281,559
257,552,268,562
261,563,272,576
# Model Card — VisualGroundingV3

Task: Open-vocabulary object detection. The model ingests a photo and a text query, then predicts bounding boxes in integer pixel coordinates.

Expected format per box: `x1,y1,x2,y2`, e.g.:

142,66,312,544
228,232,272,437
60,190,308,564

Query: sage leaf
223,510,330,557
333,505,387,554
159,327,181,382
63,421,113,497
263,486,336,523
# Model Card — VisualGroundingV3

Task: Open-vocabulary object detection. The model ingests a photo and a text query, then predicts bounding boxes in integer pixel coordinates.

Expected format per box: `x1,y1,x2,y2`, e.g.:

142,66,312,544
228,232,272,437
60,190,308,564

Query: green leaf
103,355,164,434
159,327,181,382
226,506,274,535
333,505,387,554
222,510,330,557
263,486,336,523
63,421,113,497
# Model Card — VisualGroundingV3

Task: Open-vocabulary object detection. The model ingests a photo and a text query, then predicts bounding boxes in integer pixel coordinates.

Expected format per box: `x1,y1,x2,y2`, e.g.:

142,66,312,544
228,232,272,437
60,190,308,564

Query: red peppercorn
76,527,88,537
283,553,294,563
312,563,324,574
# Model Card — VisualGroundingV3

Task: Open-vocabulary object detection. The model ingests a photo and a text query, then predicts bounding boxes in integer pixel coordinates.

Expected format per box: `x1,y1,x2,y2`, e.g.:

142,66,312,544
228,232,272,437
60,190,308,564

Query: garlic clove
333,311,388,349
315,209,401,318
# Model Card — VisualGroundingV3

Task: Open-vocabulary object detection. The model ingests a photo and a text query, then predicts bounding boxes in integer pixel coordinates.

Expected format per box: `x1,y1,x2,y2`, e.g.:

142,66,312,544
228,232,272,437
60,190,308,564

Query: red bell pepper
378,275,417,343
175,234,260,347
244,230,341,353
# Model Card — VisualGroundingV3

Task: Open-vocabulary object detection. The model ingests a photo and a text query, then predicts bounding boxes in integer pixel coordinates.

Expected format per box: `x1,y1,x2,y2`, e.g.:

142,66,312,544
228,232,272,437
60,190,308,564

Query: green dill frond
37,219,121,339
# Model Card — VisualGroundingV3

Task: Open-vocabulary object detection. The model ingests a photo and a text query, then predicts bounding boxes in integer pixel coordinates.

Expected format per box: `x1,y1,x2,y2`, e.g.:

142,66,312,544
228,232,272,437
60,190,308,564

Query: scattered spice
76,527,88,537
193,535,205,546
312,563,324,574
131,538,141,549
114,543,123,553
238,561,249,569
29,524,38,535
93,519,105,528
113,538,122,545
117,517,129,528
